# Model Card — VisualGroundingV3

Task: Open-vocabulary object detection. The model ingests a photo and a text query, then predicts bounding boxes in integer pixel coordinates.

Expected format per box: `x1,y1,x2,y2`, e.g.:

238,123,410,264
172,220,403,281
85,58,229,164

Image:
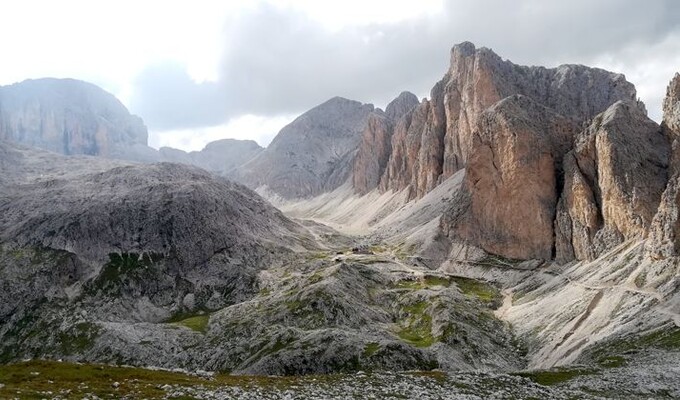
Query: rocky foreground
2,353,679,400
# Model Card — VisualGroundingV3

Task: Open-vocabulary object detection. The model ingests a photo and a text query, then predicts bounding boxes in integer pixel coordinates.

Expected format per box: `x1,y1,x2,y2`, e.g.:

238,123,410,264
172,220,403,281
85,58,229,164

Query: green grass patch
598,356,627,369
308,272,324,284
394,279,425,289
363,342,380,358
90,252,164,294
423,276,451,287
0,360,208,399
515,367,597,386
393,275,451,290
58,322,100,354
305,252,328,261
170,314,210,333
590,326,680,359
451,277,500,304
0,359,455,399
397,301,435,348
286,299,303,312
472,254,523,268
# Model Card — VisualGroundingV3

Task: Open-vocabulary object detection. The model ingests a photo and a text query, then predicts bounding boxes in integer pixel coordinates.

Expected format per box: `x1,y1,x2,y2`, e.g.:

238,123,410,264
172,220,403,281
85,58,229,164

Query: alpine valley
1,43,679,399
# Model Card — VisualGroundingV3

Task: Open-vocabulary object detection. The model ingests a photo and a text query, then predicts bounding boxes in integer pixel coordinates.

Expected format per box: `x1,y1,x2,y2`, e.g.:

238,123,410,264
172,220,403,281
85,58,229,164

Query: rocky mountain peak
0,78,151,160
385,91,419,120
203,138,262,152
663,73,680,137
159,138,263,175
233,96,374,199
372,42,637,201
443,94,579,260
450,41,477,60
556,100,669,262
648,72,680,259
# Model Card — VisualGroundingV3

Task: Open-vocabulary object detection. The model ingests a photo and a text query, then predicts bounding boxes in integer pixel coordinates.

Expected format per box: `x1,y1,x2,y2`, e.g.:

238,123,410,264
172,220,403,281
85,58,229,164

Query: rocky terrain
233,97,375,199
0,141,317,369
0,42,679,399
4,357,680,399
0,141,523,377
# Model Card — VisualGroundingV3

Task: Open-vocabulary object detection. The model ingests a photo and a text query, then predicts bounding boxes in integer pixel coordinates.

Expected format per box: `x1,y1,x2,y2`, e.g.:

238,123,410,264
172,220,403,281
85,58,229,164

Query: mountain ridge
0,43,678,390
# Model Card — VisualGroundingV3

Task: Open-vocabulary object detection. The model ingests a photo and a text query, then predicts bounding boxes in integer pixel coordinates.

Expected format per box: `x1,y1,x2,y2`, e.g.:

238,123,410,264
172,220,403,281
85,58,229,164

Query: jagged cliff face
352,112,393,195
662,73,680,137
362,42,655,261
372,42,637,200
444,97,670,262
0,78,153,160
445,95,578,260
234,97,375,199
352,92,419,195
556,101,669,262
648,74,680,259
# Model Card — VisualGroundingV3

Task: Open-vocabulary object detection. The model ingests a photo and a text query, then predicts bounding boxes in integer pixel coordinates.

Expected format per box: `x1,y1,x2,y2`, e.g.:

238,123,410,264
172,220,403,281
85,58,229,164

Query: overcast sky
1,0,679,151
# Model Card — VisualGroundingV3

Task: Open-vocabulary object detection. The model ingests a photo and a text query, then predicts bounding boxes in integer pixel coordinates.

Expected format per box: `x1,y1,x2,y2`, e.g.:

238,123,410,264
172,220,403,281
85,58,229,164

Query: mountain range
1,42,679,398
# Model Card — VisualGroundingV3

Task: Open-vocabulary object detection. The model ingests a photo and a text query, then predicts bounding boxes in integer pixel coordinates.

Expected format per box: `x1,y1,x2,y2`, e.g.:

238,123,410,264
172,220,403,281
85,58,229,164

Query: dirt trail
494,289,513,319
556,265,665,302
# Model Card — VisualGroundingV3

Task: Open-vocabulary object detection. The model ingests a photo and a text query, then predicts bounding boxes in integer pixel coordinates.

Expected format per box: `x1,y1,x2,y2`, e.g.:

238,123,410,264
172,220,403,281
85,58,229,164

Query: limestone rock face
442,95,578,260
647,142,680,259
234,97,374,199
352,112,393,195
160,139,263,175
648,73,680,258
379,42,637,199
0,78,153,161
556,101,669,262
352,92,419,195
405,43,653,262
662,73,680,137
378,100,431,198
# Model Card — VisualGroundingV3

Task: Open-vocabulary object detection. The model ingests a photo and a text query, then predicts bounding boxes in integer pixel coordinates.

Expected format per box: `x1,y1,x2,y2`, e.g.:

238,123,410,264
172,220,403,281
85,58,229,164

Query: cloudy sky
1,0,679,151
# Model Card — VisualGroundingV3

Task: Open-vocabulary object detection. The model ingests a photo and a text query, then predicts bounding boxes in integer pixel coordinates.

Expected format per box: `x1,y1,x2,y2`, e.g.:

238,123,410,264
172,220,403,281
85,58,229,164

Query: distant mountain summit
0,78,158,161
233,97,375,198
159,138,263,175
0,78,265,170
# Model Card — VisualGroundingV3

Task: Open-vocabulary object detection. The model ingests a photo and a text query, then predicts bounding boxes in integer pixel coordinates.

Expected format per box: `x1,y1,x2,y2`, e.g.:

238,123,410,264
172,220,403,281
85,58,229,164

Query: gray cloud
130,63,227,130
129,0,680,130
